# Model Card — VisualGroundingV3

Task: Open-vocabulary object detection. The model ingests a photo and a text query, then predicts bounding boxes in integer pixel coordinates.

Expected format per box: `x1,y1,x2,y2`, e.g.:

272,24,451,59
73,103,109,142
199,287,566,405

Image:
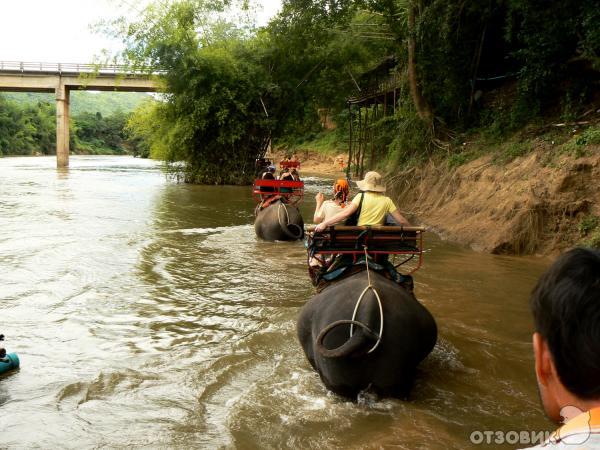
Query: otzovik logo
469,405,591,446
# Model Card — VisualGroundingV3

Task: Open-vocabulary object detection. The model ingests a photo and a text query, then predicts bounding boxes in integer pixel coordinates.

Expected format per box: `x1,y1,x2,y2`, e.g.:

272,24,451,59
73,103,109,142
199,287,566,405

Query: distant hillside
0,91,153,116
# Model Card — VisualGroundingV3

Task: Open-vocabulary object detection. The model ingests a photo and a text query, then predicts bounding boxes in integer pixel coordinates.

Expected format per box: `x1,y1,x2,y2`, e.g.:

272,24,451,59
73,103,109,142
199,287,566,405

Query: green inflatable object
0,353,20,375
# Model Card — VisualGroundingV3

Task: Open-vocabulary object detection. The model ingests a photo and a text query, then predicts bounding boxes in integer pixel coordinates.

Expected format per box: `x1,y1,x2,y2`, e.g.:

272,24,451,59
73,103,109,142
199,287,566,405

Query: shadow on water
0,156,556,448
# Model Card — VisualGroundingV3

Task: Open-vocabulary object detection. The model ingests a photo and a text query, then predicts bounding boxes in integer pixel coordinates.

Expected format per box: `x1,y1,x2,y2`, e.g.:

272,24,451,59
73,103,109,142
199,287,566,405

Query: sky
0,0,282,63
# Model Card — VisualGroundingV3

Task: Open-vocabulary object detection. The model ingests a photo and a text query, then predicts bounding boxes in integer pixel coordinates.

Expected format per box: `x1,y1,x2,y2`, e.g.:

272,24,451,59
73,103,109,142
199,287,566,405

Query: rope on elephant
277,201,303,240
349,246,384,354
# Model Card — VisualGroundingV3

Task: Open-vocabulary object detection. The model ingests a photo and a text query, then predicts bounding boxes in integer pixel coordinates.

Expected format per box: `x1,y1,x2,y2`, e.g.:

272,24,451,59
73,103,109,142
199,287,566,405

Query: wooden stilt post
356,105,362,177
370,102,376,170
360,106,368,178
347,102,353,180
383,92,387,116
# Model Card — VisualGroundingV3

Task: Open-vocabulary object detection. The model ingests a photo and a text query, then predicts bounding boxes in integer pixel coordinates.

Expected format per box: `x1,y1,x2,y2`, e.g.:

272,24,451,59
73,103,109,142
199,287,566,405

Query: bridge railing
0,61,163,75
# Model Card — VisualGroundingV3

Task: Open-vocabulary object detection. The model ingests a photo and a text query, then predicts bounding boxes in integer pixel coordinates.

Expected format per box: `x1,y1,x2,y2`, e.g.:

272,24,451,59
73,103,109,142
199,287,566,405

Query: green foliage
386,103,434,168
493,141,531,165
363,0,598,132
579,215,599,236
282,129,347,156
504,0,599,122
118,1,275,183
124,101,160,158
266,2,392,141
475,95,543,139
447,153,468,169
2,91,152,117
579,215,600,249
117,0,393,183
70,92,153,116
587,232,600,249
0,93,146,156
0,95,55,155
558,125,600,159
577,126,600,146
72,111,130,154
561,141,589,159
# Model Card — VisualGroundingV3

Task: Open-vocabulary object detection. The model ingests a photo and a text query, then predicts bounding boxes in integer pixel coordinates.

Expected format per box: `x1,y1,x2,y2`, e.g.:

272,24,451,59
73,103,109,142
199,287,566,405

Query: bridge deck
0,61,160,92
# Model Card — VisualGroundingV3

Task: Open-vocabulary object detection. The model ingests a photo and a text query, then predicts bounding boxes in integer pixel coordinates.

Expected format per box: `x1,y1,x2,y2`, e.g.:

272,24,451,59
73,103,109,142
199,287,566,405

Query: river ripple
0,156,553,448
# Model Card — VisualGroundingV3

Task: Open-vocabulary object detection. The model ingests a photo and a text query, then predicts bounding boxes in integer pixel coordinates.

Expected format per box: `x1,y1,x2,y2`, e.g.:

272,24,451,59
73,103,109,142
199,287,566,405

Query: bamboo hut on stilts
346,56,401,180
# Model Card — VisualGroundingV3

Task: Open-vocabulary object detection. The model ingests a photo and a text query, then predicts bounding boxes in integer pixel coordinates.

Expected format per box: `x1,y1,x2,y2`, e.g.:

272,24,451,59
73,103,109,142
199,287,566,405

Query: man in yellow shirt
314,171,410,232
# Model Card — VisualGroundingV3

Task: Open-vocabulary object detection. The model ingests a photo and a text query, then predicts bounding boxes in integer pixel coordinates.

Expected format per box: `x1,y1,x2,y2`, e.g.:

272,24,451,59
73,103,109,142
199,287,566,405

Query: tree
406,1,432,123
113,1,276,183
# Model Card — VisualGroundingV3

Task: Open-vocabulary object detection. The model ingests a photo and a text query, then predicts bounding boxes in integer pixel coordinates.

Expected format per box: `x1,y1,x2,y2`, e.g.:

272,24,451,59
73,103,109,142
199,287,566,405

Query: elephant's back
308,270,437,361
254,200,304,241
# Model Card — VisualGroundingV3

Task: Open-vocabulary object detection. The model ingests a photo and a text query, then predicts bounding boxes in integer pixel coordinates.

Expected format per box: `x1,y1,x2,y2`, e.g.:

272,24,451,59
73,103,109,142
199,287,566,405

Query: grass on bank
446,122,600,168
276,129,347,156
73,139,129,156
284,109,600,172
580,214,600,249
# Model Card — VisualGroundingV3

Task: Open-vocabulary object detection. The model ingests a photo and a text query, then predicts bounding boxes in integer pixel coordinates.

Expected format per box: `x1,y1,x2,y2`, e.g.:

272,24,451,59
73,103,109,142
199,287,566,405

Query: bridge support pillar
55,83,70,168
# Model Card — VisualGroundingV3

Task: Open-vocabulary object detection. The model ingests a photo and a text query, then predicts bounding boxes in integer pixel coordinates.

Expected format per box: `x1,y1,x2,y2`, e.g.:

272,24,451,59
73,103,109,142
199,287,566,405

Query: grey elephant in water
254,199,304,241
297,270,437,398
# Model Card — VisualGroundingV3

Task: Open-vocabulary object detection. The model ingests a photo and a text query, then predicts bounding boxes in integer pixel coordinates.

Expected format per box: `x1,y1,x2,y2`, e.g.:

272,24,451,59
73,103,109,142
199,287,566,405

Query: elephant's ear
316,320,379,358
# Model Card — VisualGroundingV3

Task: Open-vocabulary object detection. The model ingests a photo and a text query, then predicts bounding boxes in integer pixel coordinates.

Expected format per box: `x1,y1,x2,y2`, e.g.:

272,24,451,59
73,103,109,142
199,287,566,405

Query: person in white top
313,178,350,224
309,179,350,273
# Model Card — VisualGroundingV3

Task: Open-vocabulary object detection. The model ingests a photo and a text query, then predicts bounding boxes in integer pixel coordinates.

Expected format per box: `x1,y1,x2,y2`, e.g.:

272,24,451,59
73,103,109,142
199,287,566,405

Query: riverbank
391,148,600,256
269,148,346,176
290,131,600,256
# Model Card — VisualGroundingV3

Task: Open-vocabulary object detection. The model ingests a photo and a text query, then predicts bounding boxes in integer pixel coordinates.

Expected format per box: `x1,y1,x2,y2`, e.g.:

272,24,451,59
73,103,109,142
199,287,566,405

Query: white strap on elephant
350,246,384,354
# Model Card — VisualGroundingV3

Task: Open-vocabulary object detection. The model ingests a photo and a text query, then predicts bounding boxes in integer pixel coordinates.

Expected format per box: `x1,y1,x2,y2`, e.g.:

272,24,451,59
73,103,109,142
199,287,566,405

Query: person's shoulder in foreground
521,247,600,449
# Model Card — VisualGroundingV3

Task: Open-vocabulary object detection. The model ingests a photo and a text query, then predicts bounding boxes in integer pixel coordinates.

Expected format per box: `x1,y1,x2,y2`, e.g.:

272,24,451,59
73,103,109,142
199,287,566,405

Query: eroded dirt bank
389,149,600,256
269,149,347,176
277,146,599,255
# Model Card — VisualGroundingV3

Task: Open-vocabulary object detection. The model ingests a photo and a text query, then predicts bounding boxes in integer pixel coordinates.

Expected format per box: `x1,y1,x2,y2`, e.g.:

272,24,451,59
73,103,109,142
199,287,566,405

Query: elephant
297,270,437,399
254,199,304,241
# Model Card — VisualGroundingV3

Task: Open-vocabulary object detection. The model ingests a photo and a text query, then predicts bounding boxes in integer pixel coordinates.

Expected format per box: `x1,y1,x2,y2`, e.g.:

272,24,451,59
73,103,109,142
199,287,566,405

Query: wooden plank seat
306,225,425,273
252,179,304,205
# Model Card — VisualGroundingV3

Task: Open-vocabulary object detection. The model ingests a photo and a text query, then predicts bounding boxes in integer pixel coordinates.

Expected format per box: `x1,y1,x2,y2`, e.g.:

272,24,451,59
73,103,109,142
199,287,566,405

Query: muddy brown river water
0,156,556,448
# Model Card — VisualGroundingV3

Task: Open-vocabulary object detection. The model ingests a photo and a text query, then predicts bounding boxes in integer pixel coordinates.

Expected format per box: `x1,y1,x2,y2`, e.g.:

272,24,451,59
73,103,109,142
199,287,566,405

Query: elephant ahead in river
254,199,304,241
297,270,437,398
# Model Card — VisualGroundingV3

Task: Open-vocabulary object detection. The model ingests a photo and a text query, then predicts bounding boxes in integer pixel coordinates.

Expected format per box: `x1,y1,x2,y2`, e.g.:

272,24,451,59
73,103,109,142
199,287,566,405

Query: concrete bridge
0,61,160,167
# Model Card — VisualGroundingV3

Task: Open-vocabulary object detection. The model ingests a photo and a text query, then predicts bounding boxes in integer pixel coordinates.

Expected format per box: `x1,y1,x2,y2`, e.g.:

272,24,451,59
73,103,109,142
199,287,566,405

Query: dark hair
530,247,600,399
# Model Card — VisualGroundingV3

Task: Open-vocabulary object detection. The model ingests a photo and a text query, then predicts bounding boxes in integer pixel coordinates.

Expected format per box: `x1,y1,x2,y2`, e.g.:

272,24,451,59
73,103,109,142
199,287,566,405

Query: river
0,156,554,448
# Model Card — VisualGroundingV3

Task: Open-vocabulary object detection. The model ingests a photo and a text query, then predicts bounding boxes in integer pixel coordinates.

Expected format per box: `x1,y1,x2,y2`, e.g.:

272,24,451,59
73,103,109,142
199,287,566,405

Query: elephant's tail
316,320,379,358
277,202,304,240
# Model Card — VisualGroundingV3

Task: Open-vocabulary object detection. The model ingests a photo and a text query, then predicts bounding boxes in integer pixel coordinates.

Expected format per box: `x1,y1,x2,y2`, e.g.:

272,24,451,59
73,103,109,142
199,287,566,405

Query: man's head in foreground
530,247,600,422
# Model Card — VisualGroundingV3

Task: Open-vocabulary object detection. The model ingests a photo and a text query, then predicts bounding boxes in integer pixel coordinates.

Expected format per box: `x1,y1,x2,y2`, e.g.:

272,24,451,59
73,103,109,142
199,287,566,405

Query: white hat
355,171,386,192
